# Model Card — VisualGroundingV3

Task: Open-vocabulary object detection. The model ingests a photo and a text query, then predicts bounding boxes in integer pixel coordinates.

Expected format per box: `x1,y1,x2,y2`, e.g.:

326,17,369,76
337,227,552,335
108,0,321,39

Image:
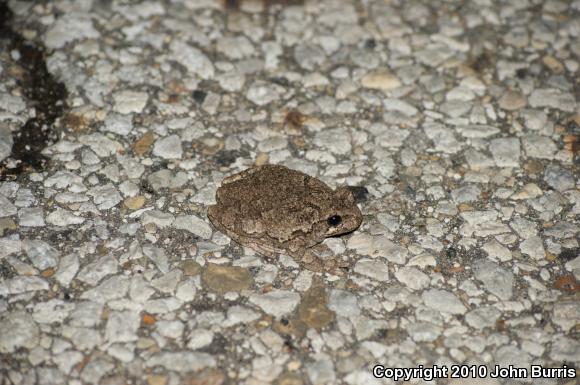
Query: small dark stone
283,334,295,351
516,68,528,79
224,0,241,9
200,333,228,355
0,260,15,279
466,50,494,74
269,76,289,87
446,248,457,258
537,314,547,327
140,179,155,195
364,38,376,49
559,248,579,262
375,328,388,339
565,118,579,131
280,318,289,326
214,150,240,167
347,186,369,203
192,90,207,104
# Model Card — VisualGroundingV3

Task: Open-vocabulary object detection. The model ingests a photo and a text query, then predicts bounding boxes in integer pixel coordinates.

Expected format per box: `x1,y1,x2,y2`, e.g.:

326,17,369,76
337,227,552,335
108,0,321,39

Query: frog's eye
327,215,342,227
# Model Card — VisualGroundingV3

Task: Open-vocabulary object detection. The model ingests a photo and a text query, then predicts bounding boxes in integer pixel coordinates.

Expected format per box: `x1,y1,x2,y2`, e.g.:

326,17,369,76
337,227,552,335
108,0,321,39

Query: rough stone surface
0,126,13,162
249,290,301,318
0,311,40,353
152,135,182,159
2,0,579,382
473,260,514,301
489,138,521,167
44,13,99,49
113,90,148,114
422,289,467,314
353,258,389,282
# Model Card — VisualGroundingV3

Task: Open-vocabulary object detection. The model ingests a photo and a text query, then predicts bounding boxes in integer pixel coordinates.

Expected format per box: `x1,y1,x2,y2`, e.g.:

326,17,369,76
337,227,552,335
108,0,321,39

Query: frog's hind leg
297,249,324,273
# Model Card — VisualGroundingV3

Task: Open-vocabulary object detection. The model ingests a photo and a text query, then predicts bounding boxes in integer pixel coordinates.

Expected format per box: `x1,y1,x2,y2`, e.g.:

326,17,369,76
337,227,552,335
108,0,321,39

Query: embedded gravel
0,1,579,385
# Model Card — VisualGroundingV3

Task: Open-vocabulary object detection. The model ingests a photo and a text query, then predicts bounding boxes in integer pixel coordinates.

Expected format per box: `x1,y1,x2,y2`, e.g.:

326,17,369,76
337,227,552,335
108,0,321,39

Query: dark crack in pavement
0,0,68,180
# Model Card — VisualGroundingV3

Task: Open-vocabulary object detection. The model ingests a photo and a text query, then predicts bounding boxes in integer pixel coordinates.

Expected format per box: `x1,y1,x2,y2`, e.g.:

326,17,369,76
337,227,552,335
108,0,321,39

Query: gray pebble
473,260,514,301
544,165,575,191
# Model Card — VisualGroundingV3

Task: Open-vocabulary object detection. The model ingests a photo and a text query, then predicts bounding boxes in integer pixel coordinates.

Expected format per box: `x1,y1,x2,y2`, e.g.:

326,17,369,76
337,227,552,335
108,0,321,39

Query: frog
207,164,363,272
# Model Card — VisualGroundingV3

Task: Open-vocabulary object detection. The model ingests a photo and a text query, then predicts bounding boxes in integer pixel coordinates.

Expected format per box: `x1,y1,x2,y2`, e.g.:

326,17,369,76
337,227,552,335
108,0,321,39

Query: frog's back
217,165,330,213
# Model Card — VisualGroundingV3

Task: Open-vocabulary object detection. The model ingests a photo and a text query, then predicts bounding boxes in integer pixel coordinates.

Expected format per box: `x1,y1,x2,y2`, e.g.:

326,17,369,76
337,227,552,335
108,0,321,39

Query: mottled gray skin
208,165,363,272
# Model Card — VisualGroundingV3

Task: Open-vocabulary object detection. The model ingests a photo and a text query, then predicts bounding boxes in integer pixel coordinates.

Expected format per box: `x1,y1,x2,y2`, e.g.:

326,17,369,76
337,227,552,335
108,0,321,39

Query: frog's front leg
291,244,351,274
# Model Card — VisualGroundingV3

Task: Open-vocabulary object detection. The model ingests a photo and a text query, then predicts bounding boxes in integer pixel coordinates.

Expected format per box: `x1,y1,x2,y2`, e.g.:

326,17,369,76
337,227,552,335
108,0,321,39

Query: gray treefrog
208,165,363,272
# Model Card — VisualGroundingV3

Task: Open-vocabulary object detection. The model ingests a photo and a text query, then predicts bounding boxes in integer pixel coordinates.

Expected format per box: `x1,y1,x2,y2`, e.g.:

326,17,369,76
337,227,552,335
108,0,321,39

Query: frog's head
323,186,363,237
